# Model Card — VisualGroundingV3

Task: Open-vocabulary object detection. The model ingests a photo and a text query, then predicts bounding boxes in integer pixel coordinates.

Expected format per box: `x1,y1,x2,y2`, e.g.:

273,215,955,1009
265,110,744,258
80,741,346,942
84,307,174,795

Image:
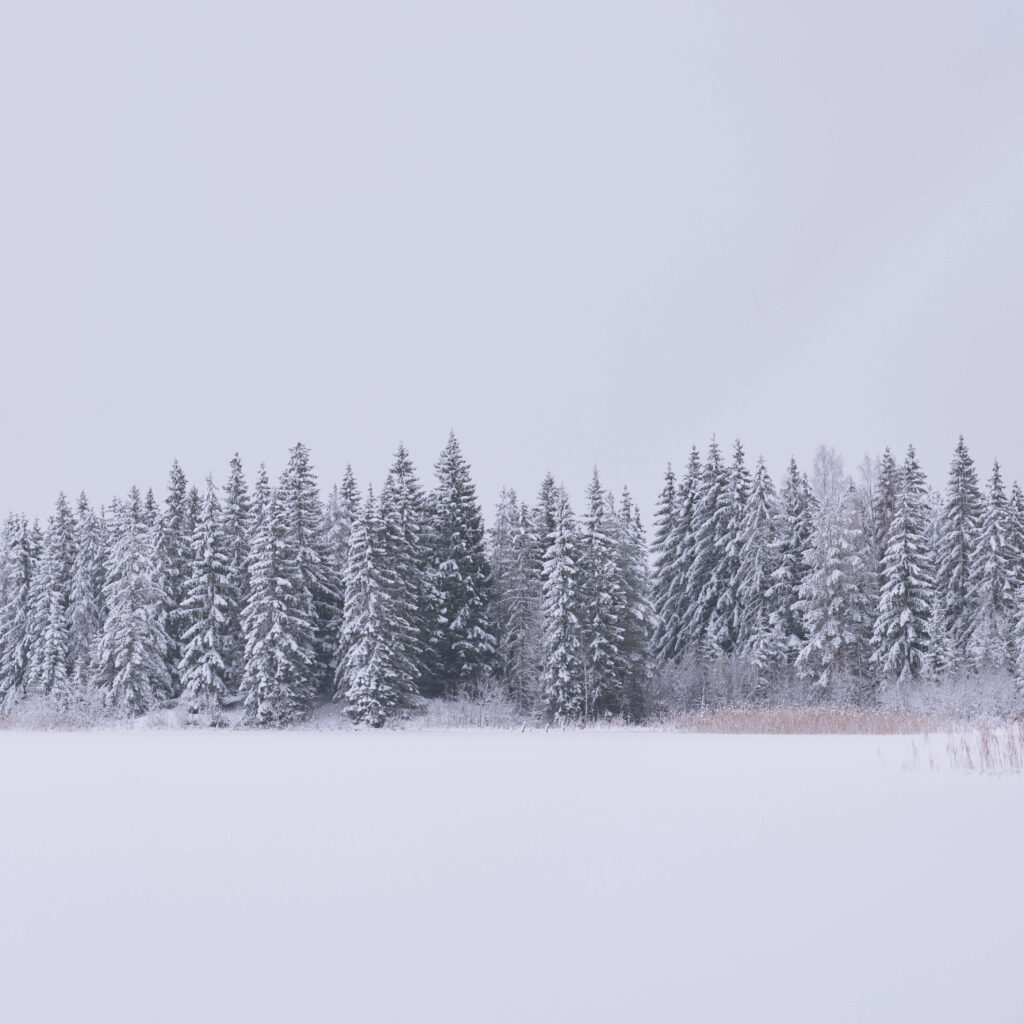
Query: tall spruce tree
25,515,72,700
220,454,251,692
872,446,935,690
650,465,678,663
707,440,751,654
337,487,419,726
578,471,626,719
277,443,342,696
430,433,495,695
0,515,38,711
326,465,361,585
241,467,316,726
934,437,984,666
531,473,559,583
379,445,434,691
1006,483,1024,680
682,439,729,656
872,448,901,566
97,507,171,717
158,460,193,696
489,489,542,709
541,486,584,723
68,493,106,678
736,457,785,684
178,479,234,721
966,461,1014,670
657,446,702,663
795,490,872,690
767,457,815,661
616,488,653,720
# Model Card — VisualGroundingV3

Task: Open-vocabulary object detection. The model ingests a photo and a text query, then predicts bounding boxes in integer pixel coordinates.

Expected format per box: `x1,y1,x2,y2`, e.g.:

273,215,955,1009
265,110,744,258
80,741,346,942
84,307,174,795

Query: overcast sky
2,1,1023,521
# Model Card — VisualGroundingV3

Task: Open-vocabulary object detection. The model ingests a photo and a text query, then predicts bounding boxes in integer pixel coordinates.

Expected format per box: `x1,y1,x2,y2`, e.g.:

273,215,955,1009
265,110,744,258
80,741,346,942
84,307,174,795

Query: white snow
0,730,1021,1023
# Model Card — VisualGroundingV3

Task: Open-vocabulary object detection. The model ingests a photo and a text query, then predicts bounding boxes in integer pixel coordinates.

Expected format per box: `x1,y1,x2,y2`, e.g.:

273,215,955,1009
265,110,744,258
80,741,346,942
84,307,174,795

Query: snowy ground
1,730,1021,1023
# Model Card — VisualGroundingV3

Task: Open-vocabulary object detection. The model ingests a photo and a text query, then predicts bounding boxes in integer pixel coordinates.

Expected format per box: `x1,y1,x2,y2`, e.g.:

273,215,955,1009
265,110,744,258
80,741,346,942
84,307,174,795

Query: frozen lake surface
1,729,1021,1023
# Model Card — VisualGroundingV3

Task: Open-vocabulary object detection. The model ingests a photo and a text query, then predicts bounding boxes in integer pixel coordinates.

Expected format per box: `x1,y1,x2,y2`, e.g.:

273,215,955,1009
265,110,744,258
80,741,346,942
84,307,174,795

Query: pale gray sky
2,1,1023,519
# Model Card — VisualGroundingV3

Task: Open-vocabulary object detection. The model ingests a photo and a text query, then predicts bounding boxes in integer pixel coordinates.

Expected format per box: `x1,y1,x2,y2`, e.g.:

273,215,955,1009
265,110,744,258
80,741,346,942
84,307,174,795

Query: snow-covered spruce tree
650,464,678,663
326,465,361,588
871,448,900,567
1007,483,1024,683
220,454,251,693
379,444,435,691
578,471,626,719
96,504,171,718
25,515,73,700
767,457,815,663
967,461,1014,671
616,487,653,721
682,439,729,657
337,487,418,726
243,468,316,725
142,489,160,528
157,461,193,696
489,489,543,709
541,486,585,723
429,433,495,696
240,468,316,726
736,457,786,686
178,479,235,722
871,446,935,692
531,473,559,584
795,490,872,692
69,493,106,679
657,446,702,664
277,442,343,696
934,436,984,666
707,440,751,655
0,515,38,711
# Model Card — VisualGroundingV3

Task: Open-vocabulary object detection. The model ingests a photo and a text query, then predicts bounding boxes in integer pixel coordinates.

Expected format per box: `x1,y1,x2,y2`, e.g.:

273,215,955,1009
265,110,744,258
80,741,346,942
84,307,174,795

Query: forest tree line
0,433,1022,726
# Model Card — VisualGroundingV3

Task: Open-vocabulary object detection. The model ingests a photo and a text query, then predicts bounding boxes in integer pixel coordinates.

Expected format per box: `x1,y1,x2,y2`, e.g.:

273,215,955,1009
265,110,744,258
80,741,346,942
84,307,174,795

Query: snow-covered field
1,730,1021,1023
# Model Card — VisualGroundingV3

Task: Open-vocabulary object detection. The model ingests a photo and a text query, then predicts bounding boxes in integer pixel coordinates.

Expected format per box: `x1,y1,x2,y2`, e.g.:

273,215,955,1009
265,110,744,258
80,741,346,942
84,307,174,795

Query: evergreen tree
240,467,317,726
707,440,751,654
657,447,701,663
935,436,984,665
531,473,559,584
68,493,106,678
1006,483,1024,681
178,479,234,722
97,508,171,717
277,442,343,695
767,457,815,661
795,491,872,690
337,488,418,726
736,457,785,684
429,433,495,695
326,465,361,582
158,460,193,695
578,471,626,719
541,486,584,723
650,465,678,663
872,448,901,564
489,489,542,709
966,461,1014,670
0,515,38,711
378,445,434,691
142,489,160,528
872,446,935,690
682,439,729,656
220,454,251,692
616,488,653,721
25,515,72,699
